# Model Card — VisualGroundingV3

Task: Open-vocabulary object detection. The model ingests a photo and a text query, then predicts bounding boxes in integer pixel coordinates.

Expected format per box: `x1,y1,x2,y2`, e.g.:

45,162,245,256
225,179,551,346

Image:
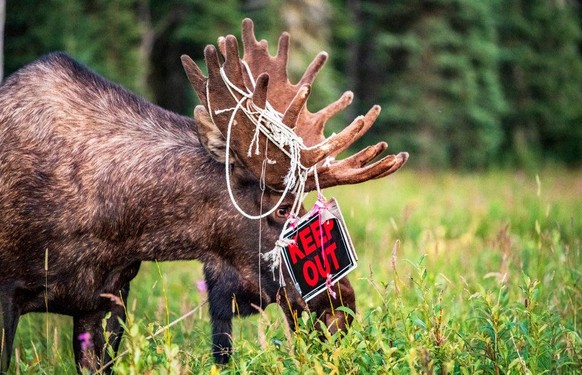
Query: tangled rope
205,61,316,220
209,61,338,298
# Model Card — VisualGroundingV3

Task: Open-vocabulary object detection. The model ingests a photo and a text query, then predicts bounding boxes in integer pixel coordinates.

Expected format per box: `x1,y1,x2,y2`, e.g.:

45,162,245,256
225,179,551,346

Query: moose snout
322,306,353,335
311,277,356,338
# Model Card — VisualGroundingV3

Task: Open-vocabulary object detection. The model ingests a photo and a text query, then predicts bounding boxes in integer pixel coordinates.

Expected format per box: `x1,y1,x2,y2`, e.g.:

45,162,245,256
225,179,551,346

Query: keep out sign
281,198,357,302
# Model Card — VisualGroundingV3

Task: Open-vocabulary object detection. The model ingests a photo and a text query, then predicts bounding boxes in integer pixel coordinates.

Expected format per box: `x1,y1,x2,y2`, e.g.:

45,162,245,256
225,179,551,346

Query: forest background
1,0,581,170
1,2,582,373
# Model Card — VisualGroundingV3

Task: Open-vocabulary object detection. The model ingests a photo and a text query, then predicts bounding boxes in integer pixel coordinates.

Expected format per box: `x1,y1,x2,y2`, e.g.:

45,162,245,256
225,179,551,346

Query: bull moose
0,19,408,373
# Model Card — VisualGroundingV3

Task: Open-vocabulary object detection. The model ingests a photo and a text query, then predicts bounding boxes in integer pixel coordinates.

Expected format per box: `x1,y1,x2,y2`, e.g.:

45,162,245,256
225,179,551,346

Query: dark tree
0,0,5,82
497,0,582,167
338,0,505,168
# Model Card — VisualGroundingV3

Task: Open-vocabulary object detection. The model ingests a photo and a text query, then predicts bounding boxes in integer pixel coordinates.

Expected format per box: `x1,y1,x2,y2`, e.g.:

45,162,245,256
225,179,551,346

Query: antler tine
239,18,367,155
329,104,379,156
298,52,328,88
306,151,409,191
276,31,291,66
297,105,381,166
300,116,366,166
183,27,308,190
281,84,311,128
181,55,207,105
241,19,295,111
294,90,354,147
302,103,408,190
238,19,353,151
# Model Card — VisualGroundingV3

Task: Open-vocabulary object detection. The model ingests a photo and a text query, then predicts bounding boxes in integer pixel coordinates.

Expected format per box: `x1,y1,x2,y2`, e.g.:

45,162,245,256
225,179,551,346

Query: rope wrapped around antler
181,18,408,193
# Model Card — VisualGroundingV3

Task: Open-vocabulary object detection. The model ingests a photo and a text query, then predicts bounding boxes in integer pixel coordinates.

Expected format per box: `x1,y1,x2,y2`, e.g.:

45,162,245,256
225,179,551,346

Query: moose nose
311,276,356,338
323,307,353,335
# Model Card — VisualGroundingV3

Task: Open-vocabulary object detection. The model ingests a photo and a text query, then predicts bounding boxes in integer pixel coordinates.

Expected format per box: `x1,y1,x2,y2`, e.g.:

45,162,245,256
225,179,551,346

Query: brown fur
0,53,355,373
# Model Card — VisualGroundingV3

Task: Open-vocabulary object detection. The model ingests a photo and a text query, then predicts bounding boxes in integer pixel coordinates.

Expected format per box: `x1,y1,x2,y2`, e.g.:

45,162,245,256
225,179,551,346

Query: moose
0,19,407,373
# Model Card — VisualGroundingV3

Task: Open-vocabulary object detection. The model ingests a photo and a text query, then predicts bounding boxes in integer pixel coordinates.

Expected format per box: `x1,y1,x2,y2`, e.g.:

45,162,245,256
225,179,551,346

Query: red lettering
292,218,343,289
302,241,340,288
288,240,305,264
310,219,324,248
303,260,319,286
324,241,339,269
323,219,334,243
311,218,337,249
298,227,317,255
315,251,331,277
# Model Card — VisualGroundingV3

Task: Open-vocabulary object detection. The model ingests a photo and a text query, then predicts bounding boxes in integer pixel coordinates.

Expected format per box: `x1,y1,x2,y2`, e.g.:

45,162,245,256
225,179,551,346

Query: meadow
9,169,582,374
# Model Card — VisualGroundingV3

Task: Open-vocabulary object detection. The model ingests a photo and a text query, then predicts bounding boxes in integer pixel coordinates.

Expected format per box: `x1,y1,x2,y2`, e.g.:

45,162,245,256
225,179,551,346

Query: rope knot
325,274,337,299
262,238,295,286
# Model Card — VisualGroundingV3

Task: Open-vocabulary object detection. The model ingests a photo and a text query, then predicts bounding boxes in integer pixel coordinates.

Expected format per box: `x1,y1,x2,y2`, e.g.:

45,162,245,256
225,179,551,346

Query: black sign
281,199,357,302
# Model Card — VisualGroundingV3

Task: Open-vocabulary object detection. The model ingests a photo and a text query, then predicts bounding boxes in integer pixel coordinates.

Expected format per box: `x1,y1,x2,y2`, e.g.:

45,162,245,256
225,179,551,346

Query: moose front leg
72,283,130,374
0,285,20,374
203,262,236,364
208,310,233,365
203,260,270,364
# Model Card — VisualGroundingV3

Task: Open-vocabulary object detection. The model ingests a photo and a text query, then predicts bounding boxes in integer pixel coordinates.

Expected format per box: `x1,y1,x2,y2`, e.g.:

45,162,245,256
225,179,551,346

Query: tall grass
9,169,582,374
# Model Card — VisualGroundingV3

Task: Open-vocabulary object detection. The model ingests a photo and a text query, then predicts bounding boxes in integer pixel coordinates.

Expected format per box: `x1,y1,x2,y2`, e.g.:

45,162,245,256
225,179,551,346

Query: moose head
180,18,408,362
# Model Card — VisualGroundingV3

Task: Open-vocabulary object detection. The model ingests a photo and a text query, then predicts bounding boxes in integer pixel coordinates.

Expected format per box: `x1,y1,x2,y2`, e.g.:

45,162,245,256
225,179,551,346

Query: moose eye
275,206,290,219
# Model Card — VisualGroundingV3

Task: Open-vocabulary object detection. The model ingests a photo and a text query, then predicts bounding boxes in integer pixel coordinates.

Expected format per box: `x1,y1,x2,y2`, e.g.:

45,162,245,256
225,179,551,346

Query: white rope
208,63,313,220
208,60,335,289
261,238,294,285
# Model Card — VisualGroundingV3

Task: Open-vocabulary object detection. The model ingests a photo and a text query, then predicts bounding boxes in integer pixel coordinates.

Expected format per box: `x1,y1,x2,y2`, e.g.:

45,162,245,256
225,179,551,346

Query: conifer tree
4,0,143,93
497,0,582,166
4,0,581,166
347,0,506,168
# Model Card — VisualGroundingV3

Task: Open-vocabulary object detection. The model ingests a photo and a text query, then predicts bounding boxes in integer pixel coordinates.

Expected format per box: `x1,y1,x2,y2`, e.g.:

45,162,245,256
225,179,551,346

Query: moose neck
77,110,244,265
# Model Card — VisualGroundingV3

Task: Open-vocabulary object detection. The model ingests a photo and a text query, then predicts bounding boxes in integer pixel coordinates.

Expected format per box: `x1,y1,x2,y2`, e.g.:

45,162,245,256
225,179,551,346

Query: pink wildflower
196,279,207,294
78,332,93,352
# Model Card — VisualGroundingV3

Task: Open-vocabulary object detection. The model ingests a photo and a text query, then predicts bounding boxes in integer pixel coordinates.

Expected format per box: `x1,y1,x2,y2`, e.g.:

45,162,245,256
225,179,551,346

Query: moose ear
194,105,234,164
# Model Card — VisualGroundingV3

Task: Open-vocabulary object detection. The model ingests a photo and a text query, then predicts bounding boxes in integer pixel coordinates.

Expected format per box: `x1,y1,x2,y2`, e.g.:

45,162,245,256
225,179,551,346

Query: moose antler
181,18,408,192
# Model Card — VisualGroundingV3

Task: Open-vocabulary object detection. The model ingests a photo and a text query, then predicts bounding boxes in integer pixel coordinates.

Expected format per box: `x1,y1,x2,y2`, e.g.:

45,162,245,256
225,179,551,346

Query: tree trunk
279,0,332,79
0,0,5,82
137,0,154,99
345,0,362,121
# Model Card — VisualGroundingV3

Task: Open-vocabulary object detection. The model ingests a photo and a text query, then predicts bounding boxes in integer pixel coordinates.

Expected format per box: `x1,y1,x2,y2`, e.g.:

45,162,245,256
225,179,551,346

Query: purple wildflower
78,332,93,352
196,279,207,294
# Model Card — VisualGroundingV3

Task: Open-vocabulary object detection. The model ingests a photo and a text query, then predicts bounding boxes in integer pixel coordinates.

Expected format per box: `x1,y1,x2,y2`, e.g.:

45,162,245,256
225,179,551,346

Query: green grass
9,169,582,374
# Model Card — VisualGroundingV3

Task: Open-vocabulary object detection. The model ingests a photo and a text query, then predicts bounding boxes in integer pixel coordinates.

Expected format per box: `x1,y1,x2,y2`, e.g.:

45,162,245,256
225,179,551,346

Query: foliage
496,0,582,167
3,0,582,168
351,0,506,168
9,169,582,373
4,0,143,92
